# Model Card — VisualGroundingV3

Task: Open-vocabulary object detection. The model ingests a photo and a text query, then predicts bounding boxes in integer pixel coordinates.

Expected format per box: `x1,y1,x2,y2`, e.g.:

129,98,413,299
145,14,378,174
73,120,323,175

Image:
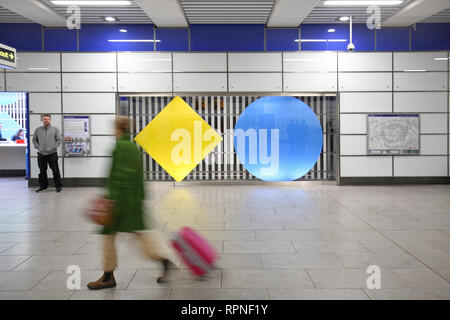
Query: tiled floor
0,177,449,300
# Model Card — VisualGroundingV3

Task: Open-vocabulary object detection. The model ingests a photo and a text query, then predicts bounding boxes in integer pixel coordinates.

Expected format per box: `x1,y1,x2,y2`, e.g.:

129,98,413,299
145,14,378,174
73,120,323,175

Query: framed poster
63,116,91,157
367,114,419,155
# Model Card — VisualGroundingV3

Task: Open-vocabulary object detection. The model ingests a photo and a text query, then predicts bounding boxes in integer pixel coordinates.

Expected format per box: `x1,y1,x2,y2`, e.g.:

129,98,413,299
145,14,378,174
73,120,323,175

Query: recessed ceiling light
324,1,403,5
108,39,161,42
51,1,132,5
119,29,127,33
328,29,336,33
104,16,116,22
339,16,350,21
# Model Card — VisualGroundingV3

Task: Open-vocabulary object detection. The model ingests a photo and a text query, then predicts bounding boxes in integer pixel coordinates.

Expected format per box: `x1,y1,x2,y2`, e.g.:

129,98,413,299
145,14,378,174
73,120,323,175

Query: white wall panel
63,93,116,114
117,52,171,72
228,53,281,72
340,114,367,134
341,156,392,177
10,53,60,72
173,53,226,72
394,156,447,176
420,114,447,134
173,73,227,92
91,115,116,135
340,135,367,155
394,52,448,72
64,157,112,178
118,73,172,92
90,136,116,157
29,93,61,114
394,92,448,112
338,73,392,91
6,73,60,92
62,53,116,72
283,52,337,72
284,73,337,92
420,135,447,155
62,73,117,92
340,92,392,113
0,75,5,91
394,72,447,91
338,52,392,72
29,114,62,134
30,157,63,178
229,73,282,92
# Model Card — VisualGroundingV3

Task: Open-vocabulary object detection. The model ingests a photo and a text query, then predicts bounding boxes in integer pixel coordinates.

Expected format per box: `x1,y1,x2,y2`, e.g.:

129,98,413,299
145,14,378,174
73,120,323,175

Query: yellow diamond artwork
134,96,222,182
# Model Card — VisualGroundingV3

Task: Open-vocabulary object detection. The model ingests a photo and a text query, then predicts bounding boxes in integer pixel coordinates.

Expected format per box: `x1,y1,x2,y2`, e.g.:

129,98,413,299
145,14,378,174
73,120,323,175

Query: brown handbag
86,198,116,226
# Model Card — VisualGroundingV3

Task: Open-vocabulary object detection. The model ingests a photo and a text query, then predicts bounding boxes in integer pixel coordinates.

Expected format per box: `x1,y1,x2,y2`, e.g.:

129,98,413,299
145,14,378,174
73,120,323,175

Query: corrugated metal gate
119,95,337,182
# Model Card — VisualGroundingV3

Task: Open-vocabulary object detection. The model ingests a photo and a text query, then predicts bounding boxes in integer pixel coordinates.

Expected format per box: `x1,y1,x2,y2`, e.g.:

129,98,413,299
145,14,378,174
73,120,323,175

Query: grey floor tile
261,253,344,269
0,255,30,271
0,271,50,291
390,269,450,288
225,222,284,231
292,241,371,254
268,288,369,300
1,242,86,256
0,243,16,254
112,289,171,300
222,269,314,289
337,253,425,269
254,230,320,241
224,241,296,254
216,254,262,269
364,288,450,300
435,269,450,282
14,255,102,271
170,288,270,300
307,268,408,289
196,231,255,241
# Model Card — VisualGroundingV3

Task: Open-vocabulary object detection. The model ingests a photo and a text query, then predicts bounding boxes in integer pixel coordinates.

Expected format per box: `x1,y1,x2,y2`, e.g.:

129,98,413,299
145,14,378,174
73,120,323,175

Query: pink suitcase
171,227,217,278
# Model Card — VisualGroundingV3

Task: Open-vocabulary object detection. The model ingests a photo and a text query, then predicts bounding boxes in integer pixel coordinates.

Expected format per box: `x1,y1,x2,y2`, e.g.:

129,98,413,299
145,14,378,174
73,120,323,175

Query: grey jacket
32,125,62,156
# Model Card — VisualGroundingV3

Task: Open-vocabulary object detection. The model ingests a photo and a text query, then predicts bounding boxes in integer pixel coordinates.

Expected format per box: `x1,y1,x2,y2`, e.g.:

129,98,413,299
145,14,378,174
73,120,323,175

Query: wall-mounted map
367,114,419,155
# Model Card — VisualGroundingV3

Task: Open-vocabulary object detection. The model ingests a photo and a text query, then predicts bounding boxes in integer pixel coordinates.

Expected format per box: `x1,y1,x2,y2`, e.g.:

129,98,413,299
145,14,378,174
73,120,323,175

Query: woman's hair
16,129,24,135
115,116,131,134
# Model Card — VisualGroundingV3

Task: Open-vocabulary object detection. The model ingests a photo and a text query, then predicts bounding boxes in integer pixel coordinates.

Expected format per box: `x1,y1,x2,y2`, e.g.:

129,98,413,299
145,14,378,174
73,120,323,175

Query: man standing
32,114,63,193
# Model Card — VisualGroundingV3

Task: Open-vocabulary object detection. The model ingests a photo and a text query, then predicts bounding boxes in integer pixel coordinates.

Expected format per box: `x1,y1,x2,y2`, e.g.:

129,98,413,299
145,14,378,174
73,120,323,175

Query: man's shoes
87,273,116,290
56,187,62,193
35,187,48,193
157,259,174,283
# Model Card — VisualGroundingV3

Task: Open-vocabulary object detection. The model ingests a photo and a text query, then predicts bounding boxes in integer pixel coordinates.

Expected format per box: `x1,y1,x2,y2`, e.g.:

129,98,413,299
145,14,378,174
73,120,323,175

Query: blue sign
233,96,323,181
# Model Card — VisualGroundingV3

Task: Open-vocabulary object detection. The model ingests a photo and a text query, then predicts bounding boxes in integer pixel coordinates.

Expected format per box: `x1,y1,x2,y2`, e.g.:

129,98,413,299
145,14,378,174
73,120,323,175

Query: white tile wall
29,93,62,114
229,73,282,92
118,73,172,92
394,156,447,177
338,52,392,72
10,53,61,73
0,74,4,91
63,93,116,114
284,73,337,92
228,53,282,72
394,92,448,112
90,115,116,135
394,72,447,91
420,114,448,134
173,73,227,92
340,114,367,134
393,52,448,72
62,53,116,72
420,135,448,155
6,73,61,92
338,73,392,91
283,52,337,72
341,156,393,177
340,92,392,113
90,136,116,157
173,53,227,72
117,52,172,72
64,157,112,178
62,73,117,92
340,135,367,155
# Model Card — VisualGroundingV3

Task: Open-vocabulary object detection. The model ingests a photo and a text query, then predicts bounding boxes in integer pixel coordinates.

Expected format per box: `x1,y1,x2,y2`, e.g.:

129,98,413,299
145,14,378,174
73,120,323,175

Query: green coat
101,134,147,235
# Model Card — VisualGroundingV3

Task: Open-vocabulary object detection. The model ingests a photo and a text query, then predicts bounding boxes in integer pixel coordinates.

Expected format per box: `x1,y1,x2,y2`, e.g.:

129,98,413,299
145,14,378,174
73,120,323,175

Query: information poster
367,114,419,155
63,116,90,157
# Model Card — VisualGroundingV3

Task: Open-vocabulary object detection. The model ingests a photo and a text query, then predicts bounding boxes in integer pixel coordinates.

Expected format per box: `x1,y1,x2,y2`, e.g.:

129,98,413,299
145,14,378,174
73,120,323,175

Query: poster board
367,114,419,155
63,116,90,157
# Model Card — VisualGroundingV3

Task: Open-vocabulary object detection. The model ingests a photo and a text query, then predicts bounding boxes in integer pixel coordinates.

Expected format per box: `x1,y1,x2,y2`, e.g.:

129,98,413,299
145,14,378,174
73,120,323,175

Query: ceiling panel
41,0,152,24
422,7,450,23
182,0,274,24
0,6,34,23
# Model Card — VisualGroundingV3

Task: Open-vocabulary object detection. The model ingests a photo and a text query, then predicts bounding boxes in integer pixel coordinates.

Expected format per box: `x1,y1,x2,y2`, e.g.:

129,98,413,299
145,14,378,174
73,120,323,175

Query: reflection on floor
0,177,449,300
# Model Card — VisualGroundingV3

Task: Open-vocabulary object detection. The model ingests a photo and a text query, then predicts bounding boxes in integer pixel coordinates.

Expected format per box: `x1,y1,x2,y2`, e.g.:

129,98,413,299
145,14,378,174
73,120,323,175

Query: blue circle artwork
233,96,323,181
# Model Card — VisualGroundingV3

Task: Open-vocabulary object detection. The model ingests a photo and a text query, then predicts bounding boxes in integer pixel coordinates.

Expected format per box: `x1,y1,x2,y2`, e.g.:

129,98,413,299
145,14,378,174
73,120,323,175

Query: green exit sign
0,43,16,69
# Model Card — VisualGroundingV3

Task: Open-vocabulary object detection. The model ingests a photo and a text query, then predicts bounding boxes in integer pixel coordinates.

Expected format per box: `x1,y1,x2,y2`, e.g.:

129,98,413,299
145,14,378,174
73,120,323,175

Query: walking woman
88,116,174,290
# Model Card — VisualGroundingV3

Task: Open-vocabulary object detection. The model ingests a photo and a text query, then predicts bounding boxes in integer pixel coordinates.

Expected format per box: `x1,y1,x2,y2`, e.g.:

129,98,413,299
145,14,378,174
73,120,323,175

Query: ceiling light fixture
51,1,132,5
328,29,336,32
339,16,350,21
108,39,161,42
324,1,403,6
104,16,116,22
119,29,127,33
295,39,347,42
403,69,427,72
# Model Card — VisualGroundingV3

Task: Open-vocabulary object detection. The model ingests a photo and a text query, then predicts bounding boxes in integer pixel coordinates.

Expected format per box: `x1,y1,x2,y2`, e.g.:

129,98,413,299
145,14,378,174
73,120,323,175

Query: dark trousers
38,153,62,188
